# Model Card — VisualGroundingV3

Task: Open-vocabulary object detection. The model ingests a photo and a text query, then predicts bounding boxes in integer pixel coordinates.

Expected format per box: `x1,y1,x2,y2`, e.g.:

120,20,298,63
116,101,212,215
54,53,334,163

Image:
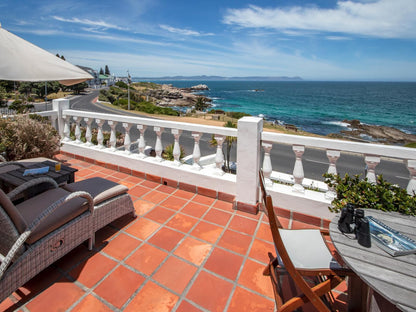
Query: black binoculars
338,203,371,247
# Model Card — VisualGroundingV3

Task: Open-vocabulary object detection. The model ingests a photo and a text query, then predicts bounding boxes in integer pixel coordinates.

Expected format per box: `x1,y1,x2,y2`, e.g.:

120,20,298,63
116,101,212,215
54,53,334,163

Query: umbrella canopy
0,24,93,86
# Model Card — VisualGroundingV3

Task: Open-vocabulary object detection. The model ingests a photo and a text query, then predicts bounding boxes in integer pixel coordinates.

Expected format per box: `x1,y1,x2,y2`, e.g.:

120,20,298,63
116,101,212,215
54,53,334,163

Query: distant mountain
134,75,302,81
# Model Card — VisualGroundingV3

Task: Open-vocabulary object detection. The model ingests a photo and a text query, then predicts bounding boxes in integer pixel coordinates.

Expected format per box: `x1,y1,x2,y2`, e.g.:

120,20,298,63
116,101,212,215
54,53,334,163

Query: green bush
225,111,251,119
162,144,185,161
0,115,60,160
115,81,129,89
323,173,416,215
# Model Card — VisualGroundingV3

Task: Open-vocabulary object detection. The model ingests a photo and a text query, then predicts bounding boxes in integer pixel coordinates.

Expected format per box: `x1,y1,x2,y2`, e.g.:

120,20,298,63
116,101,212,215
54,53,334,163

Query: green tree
105,65,110,75
18,82,32,99
195,96,209,111
99,67,104,75
60,55,66,60
0,86,7,106
71,82,88,95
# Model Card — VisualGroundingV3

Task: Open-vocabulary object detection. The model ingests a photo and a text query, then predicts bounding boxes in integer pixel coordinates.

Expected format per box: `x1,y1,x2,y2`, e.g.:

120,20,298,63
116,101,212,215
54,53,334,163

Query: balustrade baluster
62,115,70,142
214,135,225,175
262,142,273,187
364,155,380,183
406,160,416,195
171,129,182,166
137,125,147,158
154,127,164,161
95,119,105,149
84,118,93,146
192,132,202,170
108,121,117,151
73,116,81,143
325,149,341,199
122,123,132,154
292,145,305,193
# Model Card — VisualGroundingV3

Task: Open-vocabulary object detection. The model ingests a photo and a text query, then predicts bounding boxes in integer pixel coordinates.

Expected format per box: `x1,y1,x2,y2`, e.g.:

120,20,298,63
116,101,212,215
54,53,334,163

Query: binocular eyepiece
338,204,371,247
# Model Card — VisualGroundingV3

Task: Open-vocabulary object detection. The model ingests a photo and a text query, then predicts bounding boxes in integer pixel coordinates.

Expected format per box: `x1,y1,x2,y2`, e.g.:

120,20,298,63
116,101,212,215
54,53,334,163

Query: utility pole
127,70,131,110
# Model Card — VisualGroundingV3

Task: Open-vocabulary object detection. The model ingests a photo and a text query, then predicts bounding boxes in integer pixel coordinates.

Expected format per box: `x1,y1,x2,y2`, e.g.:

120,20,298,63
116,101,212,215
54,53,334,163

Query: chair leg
88,235,94,250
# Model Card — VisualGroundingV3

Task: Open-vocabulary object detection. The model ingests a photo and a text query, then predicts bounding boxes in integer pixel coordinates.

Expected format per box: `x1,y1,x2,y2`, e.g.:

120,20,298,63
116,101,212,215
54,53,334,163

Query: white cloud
52,16,128,31
160,24,214,36
223,0,416,39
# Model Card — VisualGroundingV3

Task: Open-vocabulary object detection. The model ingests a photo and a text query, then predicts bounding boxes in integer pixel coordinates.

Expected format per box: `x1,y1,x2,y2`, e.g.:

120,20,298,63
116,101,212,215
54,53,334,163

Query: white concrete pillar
292,145,305,193
365,155,380,183
262,141,273,187
172,129,182,166
137,125,147,158
406,159,416,195
73,116,81,143
52,98,70,139
62,114,71,142
236,117,263,206
84,118,93,146
123,123,132,154
214,135,225,176
325,149,341,200
108,120,117,151
96,119,105,149
154,126,164,162
192,132,202,170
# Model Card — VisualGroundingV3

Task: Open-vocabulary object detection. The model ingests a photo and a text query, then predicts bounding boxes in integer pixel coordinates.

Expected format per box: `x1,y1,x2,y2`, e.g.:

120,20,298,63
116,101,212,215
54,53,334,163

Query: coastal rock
190,84,209,90
339,120,416,144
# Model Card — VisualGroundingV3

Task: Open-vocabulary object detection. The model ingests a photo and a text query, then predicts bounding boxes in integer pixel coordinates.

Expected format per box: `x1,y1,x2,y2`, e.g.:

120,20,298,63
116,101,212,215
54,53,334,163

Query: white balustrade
214,135,225,175
292,145,305,193
108,121,117,151
154,126,164,162
171,129,182,166
95,119,105,149
406,160,416,195
262,142,273,187
365,155,380,183
137,124,147,158
123,123,132,154
325,149,341,199
191,132,202,170
62,115,71,142
73,116,81,143
84,118,93,146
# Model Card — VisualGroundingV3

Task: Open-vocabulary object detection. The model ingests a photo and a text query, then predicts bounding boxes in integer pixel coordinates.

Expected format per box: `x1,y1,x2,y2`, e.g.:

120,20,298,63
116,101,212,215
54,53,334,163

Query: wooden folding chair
259,171,353,312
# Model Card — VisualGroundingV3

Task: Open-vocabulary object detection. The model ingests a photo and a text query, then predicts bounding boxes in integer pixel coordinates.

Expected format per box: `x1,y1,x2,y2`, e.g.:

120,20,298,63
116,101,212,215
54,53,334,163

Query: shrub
115,81,129,89
323,173,416,215
162,144,185,161
0,115,60,160
225,111,251,119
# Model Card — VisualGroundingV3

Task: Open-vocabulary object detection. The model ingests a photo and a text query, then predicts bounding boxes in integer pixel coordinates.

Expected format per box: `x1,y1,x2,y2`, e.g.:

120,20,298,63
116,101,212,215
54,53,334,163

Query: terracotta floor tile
157,184,176,194
237,259,274,299
228,215,258,235
217,229,252,255
72,294,113,312
25,278,85,312
204,248,244,281
203,208,232,226
173,189,195,200
142,190,168,204
148,227,185,251
166,213,198,233
128,185,150,198
101,233,141,261
111,171,131,180
153,256,197,294
0,297,15,311
125,243,168,276
174,237,212,266
249,239,275,264
69,253,117,288
181,202,210,218
118,180,136,189
133,199,155,216
125,175,145,184
109,213,136,231
160,196,189,211
145,206,176,223
55,244,92,272
227,286,275,312
104,175,121,183
94,265,145,309
141,179,161,188
186,271,233,312
124,281,179,312
125,218,160,240
190,221,223,244
255,222,273,242
213,199,234,212
192,194,215,206
74,168,95,177
176,300,204,312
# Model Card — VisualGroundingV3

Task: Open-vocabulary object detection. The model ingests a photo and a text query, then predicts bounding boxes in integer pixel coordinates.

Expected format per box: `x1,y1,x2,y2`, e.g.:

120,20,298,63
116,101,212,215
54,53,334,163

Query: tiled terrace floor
1,154,348,312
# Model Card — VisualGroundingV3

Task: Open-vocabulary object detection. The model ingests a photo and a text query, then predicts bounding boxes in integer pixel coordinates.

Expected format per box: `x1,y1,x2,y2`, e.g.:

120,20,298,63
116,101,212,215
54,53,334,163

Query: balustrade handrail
63,109,237,137
35,110,58,118
262,131,416,160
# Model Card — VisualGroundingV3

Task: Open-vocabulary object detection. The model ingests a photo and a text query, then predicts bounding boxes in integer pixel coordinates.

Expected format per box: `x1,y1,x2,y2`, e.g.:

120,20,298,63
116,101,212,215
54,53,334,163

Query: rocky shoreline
149,84,211,107
328,119,416,145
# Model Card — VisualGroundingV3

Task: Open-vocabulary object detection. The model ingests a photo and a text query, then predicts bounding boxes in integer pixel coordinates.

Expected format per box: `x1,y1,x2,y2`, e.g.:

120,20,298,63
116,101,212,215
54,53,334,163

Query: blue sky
1,0,415,81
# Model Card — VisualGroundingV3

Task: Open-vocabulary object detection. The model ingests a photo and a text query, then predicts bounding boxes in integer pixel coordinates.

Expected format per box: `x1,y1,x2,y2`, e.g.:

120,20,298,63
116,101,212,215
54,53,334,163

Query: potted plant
323,173,416,216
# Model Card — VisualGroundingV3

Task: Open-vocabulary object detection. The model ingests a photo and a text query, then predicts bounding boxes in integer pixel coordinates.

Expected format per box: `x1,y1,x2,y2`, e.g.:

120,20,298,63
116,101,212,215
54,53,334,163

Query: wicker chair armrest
0,191,94,279
0,161,26,168
7,177,59,201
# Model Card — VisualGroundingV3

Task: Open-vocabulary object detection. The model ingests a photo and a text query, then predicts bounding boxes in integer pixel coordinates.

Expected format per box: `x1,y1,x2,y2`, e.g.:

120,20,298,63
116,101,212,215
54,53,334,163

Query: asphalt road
68,89,411,188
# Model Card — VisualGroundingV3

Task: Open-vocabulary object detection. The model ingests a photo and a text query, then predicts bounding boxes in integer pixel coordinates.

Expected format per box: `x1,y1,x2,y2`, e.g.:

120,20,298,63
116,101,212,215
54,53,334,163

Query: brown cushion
16,188,88,244
0,188,27,233
62,177,128,205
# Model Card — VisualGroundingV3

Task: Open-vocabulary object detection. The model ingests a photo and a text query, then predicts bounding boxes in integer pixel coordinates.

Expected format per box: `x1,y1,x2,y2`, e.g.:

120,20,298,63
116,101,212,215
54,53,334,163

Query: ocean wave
321,121,350,128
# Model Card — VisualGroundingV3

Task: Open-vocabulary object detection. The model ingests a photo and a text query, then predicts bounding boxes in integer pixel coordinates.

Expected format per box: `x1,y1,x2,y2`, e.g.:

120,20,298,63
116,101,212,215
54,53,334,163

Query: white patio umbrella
0,23,92,86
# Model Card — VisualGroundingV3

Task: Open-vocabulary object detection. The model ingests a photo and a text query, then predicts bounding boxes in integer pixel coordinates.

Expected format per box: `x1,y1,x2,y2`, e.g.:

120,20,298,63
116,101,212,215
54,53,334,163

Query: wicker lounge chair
0,177,94,302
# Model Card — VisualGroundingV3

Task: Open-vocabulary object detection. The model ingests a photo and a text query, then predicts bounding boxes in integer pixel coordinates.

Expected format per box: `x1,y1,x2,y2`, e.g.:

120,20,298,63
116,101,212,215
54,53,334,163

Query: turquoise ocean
141,81,416,136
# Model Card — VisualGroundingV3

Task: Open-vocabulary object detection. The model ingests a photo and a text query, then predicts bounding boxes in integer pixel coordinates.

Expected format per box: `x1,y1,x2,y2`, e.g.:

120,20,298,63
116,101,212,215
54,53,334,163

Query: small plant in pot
323,173,416,216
